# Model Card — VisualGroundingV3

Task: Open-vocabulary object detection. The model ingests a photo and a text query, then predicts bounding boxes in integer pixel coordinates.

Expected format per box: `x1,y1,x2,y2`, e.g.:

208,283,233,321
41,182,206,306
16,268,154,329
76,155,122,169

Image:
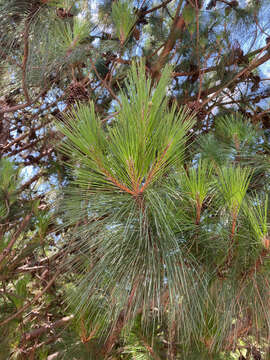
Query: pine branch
241,248,269,283
89,58,121,107
1,97,62,153
139,142,172,193
221,209,238,271
98,164,136,195
0,220,81,326
172,44,270,79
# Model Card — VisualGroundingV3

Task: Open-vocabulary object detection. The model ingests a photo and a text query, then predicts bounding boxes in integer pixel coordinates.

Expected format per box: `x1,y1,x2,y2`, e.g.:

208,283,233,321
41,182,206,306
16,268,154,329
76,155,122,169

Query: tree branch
143,0,174,15
0,213,32,266
199,43,270,107
23,315,74,342
22,19,31,103
0,270,59,327
151,0,186,79
89,58,121,106
0,88,48,115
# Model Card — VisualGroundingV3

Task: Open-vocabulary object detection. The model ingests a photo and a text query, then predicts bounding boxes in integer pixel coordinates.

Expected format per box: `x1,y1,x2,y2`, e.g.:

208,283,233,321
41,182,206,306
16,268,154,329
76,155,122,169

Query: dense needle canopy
0,0,270,359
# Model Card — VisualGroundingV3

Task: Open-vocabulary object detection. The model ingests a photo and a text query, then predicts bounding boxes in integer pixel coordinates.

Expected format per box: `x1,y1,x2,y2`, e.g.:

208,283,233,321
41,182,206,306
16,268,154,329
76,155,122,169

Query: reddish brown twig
151,0,186,79
18,171,45,192
102,280,140,357
141,336,162,360
241,248,269,283
0,88,48,114
23,315,74,342
218,209,238,275
0,213,32,266
22,20,31,103
89,58,121,106
200,42,270,108
139,142,172,193
143,0,174,15
0,270,59,327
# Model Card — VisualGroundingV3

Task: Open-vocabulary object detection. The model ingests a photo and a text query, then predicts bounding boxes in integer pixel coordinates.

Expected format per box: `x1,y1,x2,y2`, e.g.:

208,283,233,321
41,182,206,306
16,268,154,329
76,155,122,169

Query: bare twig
172,44,269,79
101,111,120,123
2,97,64,153
89,58,121,106
253,108,270,121
0,88,48,115
254,15,270,38
22,20,31,103
18,170,45,192
200,42,270,108
0,270,59,327
0,213,32,265
151,0,186,78
102,280,140,357
23,315,74,342
143,0,174,15
141,336,162,360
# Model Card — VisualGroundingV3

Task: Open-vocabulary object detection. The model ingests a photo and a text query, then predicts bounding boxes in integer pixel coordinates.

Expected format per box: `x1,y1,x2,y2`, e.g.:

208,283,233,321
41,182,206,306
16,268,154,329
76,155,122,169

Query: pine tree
0,1,270,359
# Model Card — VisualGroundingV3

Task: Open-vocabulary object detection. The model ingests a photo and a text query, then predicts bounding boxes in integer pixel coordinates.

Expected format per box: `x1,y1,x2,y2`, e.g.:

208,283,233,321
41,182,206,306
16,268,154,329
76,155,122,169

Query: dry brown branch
0,213,32,266
23,315,74,342
22,20,31,103
0,270,60,327
24,334,63,356
241,248,269,283
8,137,45,156
18,170,45,192
141,337,162,360
254,15,270,38
172,44,268,80
0,88,49,114
101,111,120,123
225,317,252,351
253,108,270,121
143,0,174,15
2,120,52,153
102,280,140,357
200,42,270,108
151,0,186,79
89,58,121,106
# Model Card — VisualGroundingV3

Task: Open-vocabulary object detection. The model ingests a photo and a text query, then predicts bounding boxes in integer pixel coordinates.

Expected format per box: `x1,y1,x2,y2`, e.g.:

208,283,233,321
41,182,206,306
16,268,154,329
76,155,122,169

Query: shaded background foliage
0,0,270,359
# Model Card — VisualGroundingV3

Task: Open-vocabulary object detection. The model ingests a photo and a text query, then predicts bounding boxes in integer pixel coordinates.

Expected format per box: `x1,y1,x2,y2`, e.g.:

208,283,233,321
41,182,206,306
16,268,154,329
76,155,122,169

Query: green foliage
57,62,194,195
182,5,196,26
55,17,90,53
56,62,208,346
1,0,270,358
9,274,31,308
0,159,19,195
215,115,260,149
54,62,270,358
244,194,269,246
179,160,213,207
112,0,136,45
0,160,20,221
216,165,252,215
